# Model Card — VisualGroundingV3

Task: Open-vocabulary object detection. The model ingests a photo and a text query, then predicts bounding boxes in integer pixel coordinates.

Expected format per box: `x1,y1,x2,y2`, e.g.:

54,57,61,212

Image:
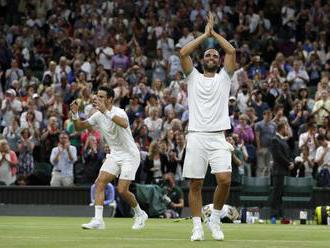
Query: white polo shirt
315,142,330,167
87,106,139,159
95,47,114,70
186,67,232,132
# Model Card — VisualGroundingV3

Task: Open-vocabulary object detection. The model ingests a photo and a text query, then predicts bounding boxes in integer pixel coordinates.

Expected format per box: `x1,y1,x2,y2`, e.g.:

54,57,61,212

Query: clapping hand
70,100,79,114
64,140,70,151
169,150,177,161
204,12,214,37
289,162,294,170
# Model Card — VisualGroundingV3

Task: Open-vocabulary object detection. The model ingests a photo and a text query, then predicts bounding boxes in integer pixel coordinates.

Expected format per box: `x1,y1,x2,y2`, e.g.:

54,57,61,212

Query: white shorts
183,132,233,179
100,153,140,181
50,172,74,186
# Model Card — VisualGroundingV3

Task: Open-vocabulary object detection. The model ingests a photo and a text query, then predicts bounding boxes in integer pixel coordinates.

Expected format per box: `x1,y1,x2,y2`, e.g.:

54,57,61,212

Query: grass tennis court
0,216,329,248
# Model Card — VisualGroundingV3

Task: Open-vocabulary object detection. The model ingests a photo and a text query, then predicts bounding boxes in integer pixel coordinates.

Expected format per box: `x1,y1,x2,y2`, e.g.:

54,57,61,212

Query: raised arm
179,34,207,76
94,96,129,129
179,13,213,75
211,30,236,75
105,111,128,129
70,101,92,131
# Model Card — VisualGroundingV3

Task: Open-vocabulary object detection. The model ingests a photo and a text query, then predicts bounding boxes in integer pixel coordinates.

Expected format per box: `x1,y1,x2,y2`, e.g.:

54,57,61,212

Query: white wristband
71,112,79,120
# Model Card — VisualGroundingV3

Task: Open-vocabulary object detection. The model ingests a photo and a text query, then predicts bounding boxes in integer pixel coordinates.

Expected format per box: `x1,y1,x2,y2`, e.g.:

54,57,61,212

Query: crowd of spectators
0,0,329,188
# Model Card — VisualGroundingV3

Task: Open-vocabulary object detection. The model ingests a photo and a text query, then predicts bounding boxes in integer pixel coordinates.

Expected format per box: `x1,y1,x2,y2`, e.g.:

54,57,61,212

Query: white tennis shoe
132,211,148,230
81,218,105,230
190,226,204,241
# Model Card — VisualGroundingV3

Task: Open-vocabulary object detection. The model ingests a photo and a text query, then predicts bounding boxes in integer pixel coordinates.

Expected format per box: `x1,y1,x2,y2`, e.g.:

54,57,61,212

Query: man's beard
203,63,218,73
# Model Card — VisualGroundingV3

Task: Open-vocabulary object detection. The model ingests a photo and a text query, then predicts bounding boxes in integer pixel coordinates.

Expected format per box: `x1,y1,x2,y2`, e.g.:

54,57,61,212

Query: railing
1,186,329,207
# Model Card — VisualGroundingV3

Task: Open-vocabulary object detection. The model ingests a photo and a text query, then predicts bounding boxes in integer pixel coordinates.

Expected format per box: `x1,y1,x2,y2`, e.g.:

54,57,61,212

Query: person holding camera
162,174,184,219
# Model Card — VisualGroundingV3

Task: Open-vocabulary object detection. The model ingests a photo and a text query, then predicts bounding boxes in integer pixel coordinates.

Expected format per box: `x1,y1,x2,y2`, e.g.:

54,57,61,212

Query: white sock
95,205,103,220
133,204,144,216
210,208,222,224
192,217,202,228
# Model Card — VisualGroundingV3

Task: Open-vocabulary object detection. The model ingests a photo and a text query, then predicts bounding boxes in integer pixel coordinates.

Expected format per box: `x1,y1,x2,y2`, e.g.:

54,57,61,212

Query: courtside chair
281,176,313,207
239,176,271,207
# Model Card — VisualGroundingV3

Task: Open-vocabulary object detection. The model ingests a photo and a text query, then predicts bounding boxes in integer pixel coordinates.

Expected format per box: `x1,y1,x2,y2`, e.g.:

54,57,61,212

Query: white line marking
0,236,329,243
0,223,328,232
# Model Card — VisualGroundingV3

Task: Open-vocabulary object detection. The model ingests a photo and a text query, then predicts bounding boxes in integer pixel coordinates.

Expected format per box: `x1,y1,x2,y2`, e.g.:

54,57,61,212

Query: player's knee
218,176,231,187
117,185,128,196
95,178,106,190
189,180,203,192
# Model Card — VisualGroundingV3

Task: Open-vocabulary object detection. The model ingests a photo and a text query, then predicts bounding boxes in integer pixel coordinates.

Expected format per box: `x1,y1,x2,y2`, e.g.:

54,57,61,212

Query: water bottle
271,216,276,224
246,211,253,224
327,216,330,226
300,210,307,224
254,210,260,222
238,165,245,175
241,208,247,223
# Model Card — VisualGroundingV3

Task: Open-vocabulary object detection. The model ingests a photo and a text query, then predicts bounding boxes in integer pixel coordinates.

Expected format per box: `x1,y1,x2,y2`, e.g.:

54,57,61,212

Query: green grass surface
0,216,329,248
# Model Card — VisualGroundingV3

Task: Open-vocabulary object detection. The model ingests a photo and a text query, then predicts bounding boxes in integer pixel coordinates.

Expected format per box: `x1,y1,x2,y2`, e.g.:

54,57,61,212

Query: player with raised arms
179,12,236,241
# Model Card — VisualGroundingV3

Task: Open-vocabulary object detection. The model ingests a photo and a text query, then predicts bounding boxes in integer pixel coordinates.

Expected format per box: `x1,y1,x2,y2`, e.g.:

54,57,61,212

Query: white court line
0,224,328,232
0,236,329,243
0,222,324,228
0,223,329,232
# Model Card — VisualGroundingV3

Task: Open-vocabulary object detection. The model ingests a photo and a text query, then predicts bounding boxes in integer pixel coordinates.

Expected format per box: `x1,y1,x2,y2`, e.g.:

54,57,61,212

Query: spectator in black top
40,116,60,162
144,141,168,184
82,136,104,184
270,121,294,219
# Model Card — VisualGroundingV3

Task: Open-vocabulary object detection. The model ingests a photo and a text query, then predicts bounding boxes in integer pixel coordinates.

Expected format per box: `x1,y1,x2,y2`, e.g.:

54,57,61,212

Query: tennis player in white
179,12,236,241
70,86,148,230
